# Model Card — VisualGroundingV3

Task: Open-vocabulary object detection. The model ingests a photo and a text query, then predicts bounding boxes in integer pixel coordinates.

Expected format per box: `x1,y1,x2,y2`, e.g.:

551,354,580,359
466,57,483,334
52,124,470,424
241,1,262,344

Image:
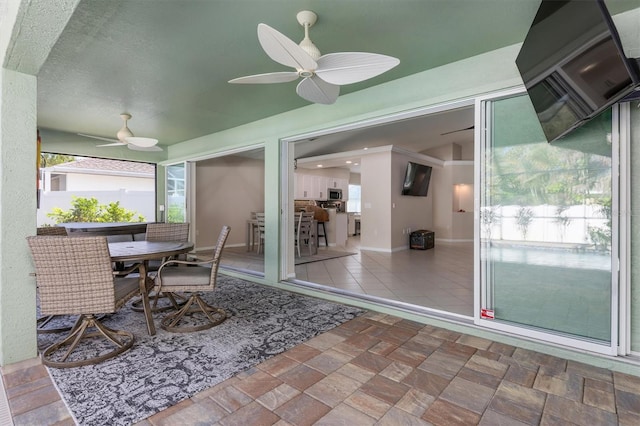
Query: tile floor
221,237,474,316
3,311,640,425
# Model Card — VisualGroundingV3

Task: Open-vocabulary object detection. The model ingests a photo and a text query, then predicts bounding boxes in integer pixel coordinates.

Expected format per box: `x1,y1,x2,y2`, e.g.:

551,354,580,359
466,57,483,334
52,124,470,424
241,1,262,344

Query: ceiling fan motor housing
297,10,321,60
116,113,134,141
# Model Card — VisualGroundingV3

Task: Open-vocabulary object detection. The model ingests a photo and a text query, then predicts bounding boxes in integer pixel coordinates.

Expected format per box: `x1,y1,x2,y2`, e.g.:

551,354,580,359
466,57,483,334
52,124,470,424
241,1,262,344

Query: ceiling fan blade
127,144,163,152
96,142,127,147
257,23,317,71
441,125,474,136
315,52,400,85
296,76,339,105
229,72,299,84
78,133,121,144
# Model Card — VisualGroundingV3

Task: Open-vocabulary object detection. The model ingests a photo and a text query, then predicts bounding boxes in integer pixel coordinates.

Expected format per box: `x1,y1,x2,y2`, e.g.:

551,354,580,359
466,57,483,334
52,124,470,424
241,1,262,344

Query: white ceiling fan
78,113,162,152
229,10,400,105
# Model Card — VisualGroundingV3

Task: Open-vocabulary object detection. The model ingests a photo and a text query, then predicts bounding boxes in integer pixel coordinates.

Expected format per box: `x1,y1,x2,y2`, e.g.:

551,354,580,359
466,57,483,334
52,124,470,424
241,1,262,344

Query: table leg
138,261,156,335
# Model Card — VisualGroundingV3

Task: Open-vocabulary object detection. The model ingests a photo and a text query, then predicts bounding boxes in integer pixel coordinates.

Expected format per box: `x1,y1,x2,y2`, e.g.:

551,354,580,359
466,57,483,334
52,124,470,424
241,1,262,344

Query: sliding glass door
166,163,188,223
478,92,618,354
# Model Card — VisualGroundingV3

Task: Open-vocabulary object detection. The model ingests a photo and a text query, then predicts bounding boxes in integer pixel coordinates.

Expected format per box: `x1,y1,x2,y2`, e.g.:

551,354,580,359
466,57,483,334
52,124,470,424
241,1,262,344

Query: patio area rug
38,275,363,426
294,249,357,265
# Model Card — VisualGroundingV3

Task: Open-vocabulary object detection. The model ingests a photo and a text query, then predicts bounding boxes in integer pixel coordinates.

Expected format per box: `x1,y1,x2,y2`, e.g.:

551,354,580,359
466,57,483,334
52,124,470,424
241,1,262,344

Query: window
166,163,187,223
167,166,185,197
347,184,361,213
37,154,156,226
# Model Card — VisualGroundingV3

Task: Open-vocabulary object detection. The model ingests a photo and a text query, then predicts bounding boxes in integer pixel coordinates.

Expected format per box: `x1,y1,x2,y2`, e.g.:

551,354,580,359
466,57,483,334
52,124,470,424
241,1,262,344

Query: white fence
482,204,609,247
37,190,156,226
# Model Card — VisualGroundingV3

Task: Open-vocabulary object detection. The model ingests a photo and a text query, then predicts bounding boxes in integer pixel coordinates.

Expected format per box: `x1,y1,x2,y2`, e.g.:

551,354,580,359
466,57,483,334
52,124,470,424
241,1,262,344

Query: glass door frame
474,87,621,356
165,161,195,242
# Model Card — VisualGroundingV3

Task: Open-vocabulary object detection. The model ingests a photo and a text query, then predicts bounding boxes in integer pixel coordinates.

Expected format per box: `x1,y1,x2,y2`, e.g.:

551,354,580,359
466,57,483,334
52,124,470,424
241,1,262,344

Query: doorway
283,101,477,317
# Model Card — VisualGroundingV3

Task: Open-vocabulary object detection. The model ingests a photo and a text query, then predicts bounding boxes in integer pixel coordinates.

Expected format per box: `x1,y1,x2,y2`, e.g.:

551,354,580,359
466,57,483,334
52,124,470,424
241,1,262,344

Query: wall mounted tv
516,0,640,143
402,162,432,197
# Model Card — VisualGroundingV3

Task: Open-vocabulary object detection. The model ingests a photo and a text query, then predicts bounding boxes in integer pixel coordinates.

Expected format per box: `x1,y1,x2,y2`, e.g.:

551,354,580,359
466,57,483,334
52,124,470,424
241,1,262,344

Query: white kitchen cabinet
328,178,346,190
294,174,323,200
295,173,346,200
302,175,315,199
294,173,306,199
312,176,328,200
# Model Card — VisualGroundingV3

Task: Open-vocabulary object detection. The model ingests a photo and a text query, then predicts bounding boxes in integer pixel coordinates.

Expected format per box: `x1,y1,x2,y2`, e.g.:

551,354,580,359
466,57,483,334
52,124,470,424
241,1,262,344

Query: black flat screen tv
516,0,640,143
402,162,432,196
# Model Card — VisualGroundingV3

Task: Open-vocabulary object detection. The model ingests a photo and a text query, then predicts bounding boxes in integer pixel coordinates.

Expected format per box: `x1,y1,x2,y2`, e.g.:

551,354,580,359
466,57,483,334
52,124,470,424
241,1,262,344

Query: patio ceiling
21,0,640,156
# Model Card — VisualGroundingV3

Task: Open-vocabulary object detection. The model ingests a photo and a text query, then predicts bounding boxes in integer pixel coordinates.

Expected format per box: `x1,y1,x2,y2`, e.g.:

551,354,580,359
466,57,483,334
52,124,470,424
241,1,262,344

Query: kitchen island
325,209,348,247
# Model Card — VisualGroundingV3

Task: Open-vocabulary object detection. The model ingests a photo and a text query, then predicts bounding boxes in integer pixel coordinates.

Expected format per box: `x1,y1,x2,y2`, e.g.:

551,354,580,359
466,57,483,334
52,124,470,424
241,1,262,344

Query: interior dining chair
154,225,231,332
255,213,266,254
295,212,316,257
27,236,151,368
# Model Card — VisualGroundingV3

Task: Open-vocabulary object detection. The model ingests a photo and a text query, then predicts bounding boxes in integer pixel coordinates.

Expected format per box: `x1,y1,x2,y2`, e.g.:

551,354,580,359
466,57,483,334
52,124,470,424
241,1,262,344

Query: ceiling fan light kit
124,136,159,147
229,10,400,105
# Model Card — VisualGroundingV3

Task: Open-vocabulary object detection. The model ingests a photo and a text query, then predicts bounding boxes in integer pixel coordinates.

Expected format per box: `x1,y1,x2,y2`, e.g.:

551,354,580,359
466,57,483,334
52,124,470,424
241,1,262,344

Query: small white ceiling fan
229,10,400,105
78,113,162,152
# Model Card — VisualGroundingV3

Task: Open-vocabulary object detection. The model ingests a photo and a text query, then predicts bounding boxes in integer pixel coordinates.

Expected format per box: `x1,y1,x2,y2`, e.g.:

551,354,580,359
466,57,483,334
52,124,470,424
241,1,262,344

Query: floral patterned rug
39,275,363,426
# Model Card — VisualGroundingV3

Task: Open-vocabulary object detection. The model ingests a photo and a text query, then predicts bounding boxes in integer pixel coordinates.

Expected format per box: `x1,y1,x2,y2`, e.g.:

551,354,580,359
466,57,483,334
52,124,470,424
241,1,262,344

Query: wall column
0,68,38,365
0,0,80,366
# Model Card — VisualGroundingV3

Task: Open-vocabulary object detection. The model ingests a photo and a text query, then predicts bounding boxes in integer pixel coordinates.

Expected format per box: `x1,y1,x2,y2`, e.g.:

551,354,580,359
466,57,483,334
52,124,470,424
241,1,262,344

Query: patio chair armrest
113,262,143,277
156,258,214,275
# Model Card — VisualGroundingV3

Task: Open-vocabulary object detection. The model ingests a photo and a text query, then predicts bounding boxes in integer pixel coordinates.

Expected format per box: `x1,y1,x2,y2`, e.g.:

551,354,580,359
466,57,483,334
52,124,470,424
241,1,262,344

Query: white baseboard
358,246,394,253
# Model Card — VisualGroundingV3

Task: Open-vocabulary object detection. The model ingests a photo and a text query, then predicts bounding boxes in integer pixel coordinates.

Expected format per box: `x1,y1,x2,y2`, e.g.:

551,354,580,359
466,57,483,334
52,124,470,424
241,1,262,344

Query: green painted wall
0,69,38,365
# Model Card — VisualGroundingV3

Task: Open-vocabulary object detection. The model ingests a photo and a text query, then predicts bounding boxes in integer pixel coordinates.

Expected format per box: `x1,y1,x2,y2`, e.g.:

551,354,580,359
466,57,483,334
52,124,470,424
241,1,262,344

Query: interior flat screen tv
516,0,640,143
402,162,432,196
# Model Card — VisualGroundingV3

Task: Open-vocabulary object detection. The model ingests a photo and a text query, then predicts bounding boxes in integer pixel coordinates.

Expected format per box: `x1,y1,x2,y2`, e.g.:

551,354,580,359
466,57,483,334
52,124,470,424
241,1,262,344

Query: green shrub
47,196,145,223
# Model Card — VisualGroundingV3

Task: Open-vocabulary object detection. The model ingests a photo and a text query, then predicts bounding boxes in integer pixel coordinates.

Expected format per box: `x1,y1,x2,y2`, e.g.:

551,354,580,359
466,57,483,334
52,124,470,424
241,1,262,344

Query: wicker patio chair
27,236,151,368
35,226,71,334
155,225,230,332
145,222,190,243
145,222,190,269
36,226,68,236
131,222,191,312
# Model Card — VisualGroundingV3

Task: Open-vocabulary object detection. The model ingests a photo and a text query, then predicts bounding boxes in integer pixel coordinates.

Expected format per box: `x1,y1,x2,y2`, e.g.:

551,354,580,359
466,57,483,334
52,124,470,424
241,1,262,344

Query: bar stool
317,221,328,247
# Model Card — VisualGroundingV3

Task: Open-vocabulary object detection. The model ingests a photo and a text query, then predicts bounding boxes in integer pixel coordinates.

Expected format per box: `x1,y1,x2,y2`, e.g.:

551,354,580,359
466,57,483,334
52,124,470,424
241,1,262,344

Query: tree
40,153,75,168
554,206,572,242
47,196,145,223
167,204,185,223
515,207,534,240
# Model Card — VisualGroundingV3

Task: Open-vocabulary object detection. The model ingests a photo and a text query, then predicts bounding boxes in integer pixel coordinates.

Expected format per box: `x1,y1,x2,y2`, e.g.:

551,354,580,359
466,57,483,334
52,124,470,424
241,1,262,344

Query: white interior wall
195,155,265,249
360,152,392,251
391,151,433,250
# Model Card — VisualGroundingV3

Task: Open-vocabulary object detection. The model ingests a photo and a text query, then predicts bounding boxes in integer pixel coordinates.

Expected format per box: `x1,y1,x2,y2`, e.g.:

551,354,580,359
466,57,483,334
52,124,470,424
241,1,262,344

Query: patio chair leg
131,291,187,313
42,314,134,369
161,294,226,333
37,314,75,334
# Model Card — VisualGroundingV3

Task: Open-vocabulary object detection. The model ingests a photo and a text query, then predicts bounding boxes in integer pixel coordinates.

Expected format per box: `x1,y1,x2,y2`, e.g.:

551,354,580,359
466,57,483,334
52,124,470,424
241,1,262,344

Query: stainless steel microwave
328,188,342,200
